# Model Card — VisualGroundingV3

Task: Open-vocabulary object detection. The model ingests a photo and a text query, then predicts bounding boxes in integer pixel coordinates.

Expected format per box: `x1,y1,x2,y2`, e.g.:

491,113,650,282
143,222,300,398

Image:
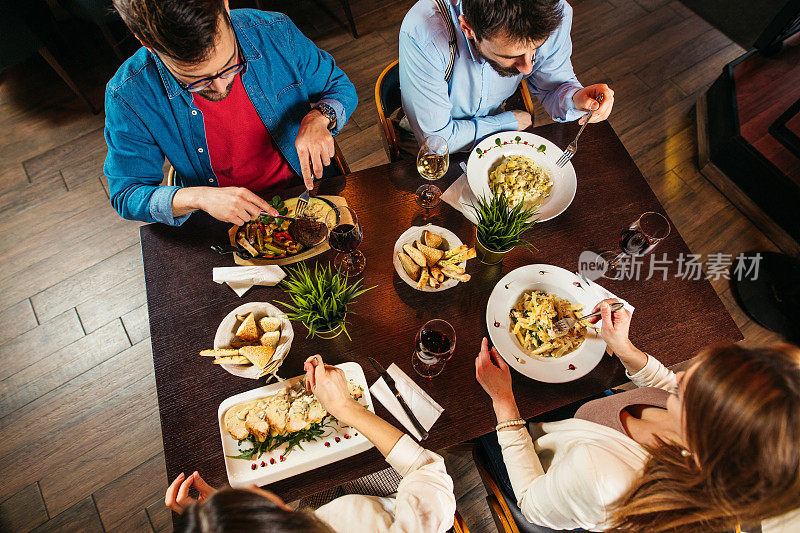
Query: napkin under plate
441,172,479,224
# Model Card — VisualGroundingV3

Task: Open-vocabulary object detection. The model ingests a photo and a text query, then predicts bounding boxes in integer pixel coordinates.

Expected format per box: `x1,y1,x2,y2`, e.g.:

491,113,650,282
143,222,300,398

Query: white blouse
314,434,456,533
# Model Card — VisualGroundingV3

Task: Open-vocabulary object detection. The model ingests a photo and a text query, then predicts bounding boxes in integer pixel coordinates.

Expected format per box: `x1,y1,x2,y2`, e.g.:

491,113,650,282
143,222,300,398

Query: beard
195,77,236,101
469,38,523,78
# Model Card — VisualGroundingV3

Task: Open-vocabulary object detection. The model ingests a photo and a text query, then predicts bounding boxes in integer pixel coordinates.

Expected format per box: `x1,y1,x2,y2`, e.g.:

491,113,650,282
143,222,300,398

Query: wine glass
415,135,450,208
411,319,456,378
598,212,671,279
326,206,365,276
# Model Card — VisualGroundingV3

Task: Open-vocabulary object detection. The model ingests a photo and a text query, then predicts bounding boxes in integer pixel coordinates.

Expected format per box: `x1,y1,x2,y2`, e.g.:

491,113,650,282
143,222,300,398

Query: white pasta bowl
485,264,607,383
466,131,576,222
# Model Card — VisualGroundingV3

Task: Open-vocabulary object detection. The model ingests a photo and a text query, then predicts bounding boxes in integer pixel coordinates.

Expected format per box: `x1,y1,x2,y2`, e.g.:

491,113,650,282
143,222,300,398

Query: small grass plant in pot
277,262,373,339
469,191,539,265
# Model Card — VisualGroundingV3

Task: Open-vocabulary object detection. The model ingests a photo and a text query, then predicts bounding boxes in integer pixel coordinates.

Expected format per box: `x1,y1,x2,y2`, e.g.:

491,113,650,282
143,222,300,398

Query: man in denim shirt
105,0,357,225
400,0,614,152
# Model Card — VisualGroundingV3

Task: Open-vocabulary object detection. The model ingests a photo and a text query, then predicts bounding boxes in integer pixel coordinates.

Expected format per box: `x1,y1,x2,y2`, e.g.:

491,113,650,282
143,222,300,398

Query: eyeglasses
172,12,246,93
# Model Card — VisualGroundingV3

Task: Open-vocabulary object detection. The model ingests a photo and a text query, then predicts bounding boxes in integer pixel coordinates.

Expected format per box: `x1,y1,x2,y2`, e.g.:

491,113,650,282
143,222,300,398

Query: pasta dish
489,155,553,207
510,290,586,358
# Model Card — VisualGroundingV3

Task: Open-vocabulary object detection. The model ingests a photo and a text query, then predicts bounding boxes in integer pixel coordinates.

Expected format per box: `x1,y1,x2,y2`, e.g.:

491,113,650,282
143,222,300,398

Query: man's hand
296,110,335,190
304,355,359,424
165,471,216,515
573,83,614,124
511,109,533,131
172,186,277,225
475,338,520,424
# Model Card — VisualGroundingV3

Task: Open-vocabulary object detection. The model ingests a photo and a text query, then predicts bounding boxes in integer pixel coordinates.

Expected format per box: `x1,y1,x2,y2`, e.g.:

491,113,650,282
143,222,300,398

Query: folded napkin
575,274,635,316
369,363,444,441
441,171,479,224
212,265,286,297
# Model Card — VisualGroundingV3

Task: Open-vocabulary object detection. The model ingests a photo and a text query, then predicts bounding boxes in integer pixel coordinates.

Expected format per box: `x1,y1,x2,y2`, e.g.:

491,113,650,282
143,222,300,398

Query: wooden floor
0,0,787,531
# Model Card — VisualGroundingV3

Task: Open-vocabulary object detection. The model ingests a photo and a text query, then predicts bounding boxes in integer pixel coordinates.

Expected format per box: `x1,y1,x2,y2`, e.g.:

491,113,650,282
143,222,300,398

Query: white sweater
314,435,456,533
498,355,800,532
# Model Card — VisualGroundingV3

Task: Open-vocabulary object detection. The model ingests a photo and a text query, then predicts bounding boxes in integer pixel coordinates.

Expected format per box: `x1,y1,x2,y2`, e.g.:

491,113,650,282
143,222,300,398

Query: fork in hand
295,189,311,217
551,301,624,336
555,93,603,168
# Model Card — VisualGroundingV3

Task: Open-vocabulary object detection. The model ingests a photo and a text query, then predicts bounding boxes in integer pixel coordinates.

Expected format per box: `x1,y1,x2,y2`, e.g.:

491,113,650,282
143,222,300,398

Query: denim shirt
103,9,357,225
399,0,584,152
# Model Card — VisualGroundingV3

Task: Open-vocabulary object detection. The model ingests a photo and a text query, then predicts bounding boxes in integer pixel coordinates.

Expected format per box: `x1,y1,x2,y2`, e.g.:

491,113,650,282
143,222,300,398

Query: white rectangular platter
218,361,374,488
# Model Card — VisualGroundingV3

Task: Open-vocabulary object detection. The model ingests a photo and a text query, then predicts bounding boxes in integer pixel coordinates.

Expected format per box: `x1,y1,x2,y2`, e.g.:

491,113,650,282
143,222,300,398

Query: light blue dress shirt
399,0,585,152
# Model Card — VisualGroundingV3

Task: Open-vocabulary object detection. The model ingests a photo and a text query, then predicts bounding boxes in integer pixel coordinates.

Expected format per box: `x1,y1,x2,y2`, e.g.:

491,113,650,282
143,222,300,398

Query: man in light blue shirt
399,0,614,152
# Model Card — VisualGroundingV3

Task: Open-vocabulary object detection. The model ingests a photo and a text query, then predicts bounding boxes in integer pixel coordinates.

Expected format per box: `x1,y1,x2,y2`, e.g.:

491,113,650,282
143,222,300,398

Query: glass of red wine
412,319,456,378
326,206,365,276
603,212,670,278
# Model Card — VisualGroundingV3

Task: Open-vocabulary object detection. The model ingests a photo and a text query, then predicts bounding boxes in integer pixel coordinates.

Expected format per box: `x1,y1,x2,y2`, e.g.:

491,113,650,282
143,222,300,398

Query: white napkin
212,265,286,297
441,172,479,224
369,363,444,441
574,274,635,316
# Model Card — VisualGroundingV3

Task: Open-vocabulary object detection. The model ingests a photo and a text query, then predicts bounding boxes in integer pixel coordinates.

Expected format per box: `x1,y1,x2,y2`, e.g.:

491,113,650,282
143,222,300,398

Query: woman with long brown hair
475,299,800,532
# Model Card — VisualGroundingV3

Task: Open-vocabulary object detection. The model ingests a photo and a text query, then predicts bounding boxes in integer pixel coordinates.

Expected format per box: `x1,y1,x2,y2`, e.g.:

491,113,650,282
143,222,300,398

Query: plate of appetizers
393,225,476,292
199,302,294,380
466,131,576,222
218,362,373,487
485,264,607,383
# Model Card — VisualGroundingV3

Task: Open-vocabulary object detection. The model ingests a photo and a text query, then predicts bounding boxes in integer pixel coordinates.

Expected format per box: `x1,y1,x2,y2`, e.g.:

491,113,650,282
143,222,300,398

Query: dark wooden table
141,121,741,505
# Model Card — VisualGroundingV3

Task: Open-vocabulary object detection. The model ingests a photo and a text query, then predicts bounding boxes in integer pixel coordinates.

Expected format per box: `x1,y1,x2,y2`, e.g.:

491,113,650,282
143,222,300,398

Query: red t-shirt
193,73,296,193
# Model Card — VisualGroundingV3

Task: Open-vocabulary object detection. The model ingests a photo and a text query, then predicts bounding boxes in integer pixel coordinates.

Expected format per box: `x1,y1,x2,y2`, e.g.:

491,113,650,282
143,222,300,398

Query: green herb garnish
226,416,339,460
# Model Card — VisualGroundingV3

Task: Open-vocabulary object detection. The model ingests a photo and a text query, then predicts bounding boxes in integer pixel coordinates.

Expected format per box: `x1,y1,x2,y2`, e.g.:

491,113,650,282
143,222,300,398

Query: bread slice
213,355,252,365
200,348,240,357
258,316,282,333
224,403,254,440
437,262,465,274
415,240,444,266
403,243,427,268
441,264,471,282
417,267,430,290
428,275,441,289
423,230,444,249
429,265,445,282
398,251,421,281
235,313,260,341
443,244,468,259
229,337,260,349
442,247,476,265
260,330,281,348
240,345,275,369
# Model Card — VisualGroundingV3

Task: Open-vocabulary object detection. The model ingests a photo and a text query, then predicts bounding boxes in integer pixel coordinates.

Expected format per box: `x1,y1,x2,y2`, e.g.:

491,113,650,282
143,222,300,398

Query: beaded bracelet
496,419,526,431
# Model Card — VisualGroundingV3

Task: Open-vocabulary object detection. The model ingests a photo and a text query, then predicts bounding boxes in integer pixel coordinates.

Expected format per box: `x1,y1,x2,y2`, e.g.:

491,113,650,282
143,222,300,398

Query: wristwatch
312,102,337,131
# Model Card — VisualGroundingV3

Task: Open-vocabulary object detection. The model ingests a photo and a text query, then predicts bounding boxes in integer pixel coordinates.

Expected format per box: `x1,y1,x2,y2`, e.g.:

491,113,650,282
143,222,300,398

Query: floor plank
76,271,147,334
29,496,104,533
108,509,155,533
30,244,143,324
0,482,49,533
0,299,39,346
0,319,131,419
146,498,173,533
0,309,84,382
122,304,151,346
94,453,167,531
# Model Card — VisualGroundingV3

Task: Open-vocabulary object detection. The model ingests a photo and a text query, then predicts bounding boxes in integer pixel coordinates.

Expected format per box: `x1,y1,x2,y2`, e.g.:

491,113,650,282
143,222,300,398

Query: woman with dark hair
166,355,456,532
476,299,800,532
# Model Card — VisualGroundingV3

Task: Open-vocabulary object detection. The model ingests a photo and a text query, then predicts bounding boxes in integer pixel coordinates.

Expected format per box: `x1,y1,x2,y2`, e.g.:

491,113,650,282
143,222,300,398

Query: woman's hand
304,355,359,423
165,471,216,514
589,299,647,373
475,338,520,423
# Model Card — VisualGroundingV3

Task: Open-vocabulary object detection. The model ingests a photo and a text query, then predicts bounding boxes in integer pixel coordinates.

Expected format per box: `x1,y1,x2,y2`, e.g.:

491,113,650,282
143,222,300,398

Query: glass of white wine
415,135,449,208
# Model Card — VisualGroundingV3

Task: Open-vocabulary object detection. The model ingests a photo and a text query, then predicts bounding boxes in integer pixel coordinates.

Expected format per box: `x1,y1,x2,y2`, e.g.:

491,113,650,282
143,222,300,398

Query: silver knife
368,357,429,440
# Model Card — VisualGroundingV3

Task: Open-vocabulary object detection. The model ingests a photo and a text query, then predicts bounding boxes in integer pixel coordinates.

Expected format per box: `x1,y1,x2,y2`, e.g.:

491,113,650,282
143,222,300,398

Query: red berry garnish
324,441,330,447
260,461,266,467
279,455,285,462
344,434,350,439
270,458,275,464
251,464,257,470
334,437,340,443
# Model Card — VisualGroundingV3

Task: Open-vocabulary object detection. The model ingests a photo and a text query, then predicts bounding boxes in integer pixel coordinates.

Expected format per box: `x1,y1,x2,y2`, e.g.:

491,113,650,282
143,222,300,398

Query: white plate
466,131,576,222
214,302,294,380
393,224,466,292
218,362,374,488
485,265,607,383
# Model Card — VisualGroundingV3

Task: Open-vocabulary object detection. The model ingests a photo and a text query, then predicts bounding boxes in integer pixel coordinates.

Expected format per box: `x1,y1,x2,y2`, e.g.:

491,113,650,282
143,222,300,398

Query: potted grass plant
469,191,539,265
277,262,373,339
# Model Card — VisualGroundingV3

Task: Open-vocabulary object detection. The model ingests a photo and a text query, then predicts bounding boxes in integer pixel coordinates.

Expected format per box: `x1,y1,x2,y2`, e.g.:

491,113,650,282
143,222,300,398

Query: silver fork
295,189,311,217
556,94,603,168
551,302,623,336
